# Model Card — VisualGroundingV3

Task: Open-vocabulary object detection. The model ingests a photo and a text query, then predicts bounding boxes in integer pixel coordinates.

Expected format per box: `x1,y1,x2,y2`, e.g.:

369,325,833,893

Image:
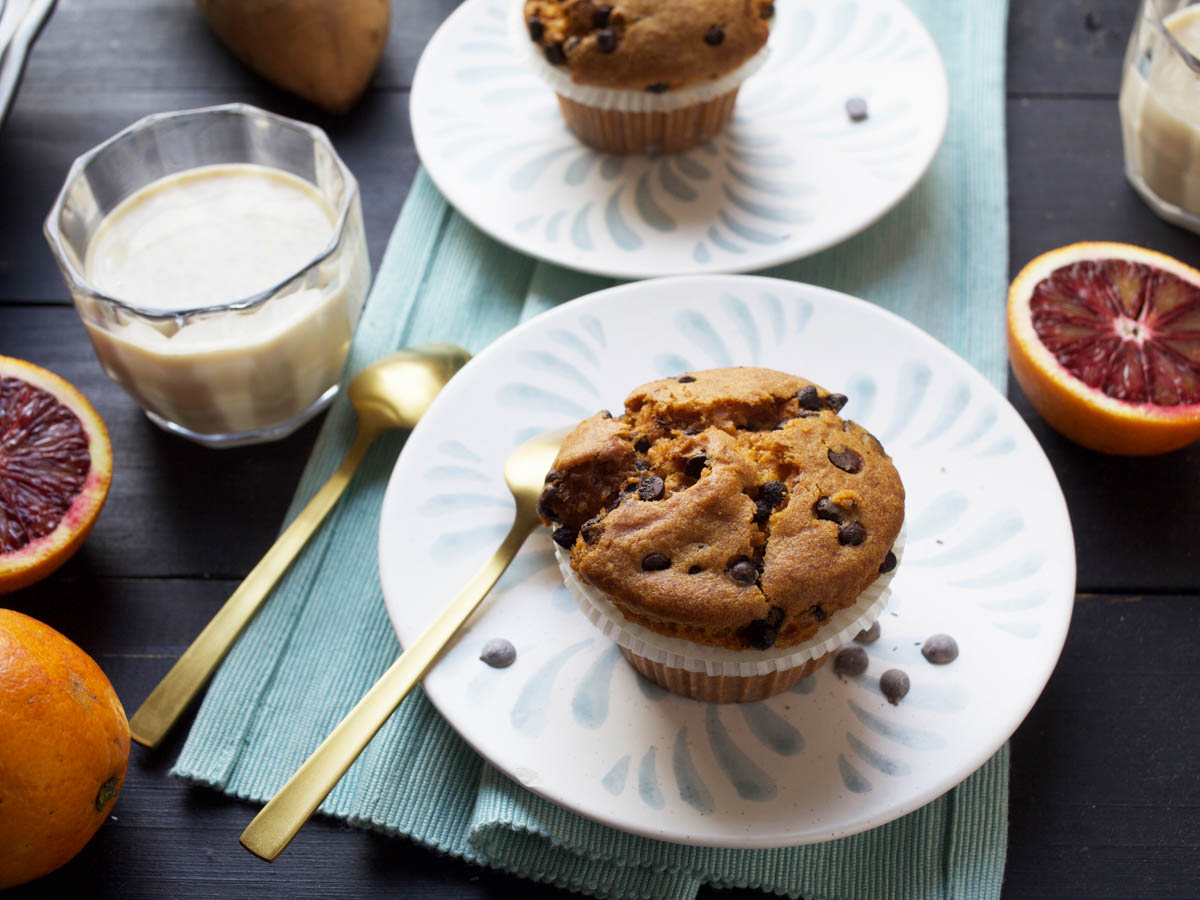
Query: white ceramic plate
409,0,948,279
377,276,1075,848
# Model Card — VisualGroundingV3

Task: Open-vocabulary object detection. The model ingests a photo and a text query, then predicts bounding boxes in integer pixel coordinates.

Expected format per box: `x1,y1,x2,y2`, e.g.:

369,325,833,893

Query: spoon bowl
239,426,569,861
128,343,471,749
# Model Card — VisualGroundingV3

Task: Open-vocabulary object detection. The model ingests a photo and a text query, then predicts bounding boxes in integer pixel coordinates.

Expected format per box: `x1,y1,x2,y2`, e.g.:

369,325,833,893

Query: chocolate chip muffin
538,367,905,702
518,0,774,154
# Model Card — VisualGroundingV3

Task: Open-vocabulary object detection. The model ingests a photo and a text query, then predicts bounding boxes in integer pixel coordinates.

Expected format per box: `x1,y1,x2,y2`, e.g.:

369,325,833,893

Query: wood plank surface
2,0,1199,898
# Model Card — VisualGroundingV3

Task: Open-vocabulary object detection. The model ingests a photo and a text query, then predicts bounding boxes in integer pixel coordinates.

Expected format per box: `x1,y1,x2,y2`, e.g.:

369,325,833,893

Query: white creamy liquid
1120,6,1200,220
79,164,369,439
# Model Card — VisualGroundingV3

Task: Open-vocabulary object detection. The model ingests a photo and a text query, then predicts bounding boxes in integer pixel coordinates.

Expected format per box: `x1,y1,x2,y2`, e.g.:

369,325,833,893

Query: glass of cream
44,104,371,447
1120,0,1200,231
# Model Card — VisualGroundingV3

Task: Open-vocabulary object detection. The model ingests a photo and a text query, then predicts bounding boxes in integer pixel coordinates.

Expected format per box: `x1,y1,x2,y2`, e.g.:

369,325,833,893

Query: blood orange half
1008,242,1200,455
0,357,112,594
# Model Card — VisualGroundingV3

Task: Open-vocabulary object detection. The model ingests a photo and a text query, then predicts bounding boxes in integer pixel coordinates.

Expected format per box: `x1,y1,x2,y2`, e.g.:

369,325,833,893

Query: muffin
518,0,774,154
536,367,906,702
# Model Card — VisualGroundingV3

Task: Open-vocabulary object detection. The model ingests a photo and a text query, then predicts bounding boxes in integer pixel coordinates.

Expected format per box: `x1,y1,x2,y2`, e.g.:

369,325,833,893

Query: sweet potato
196,0,389,114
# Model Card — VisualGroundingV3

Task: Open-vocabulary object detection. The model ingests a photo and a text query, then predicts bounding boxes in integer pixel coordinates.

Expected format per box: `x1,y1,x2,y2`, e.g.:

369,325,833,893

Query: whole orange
0,609,130,890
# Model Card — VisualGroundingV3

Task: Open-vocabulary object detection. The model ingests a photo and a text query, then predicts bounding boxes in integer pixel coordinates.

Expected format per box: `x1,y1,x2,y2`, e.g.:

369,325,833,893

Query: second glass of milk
1120,0,1200,232
44,104,371,448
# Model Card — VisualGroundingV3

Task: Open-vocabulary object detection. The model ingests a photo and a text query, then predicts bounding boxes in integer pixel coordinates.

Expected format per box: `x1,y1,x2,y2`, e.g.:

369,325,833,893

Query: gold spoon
239,427,566,861
128,344,472,749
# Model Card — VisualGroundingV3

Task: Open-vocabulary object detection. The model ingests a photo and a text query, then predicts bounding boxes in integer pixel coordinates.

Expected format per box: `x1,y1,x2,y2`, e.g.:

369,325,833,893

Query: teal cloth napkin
173,1,1010,896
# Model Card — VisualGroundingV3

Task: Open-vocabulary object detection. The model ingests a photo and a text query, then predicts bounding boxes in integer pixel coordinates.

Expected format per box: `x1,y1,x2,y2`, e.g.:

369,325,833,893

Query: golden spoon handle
128,427,379,749
239,511,538,862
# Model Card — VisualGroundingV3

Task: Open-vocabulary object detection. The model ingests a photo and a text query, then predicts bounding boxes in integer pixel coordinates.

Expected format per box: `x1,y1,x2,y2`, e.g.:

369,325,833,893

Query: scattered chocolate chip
845,97,869,122
879,550,898,573
759,481,787,508
828,448,864,473
796,384,822,411
600,409,612,419
814,497,843,523
677,375,696,383
646,82,670,93
880,668,910,704
704,24,724,45
809,604,827,622
838,521,867,546
593,5,612,28
834,646,869,678
683,426,700,435
825,392,848,413
642,552,671,571
552,526,577,548
752,499,773,525
480,638,517,668
544,469,559,484
922,634,958,664
633,459,650,470
564,35,581,53
581,517,603,544
684,454,707,479
527,16,544,41
727,557,757,584
634,436,650,452
688,565,703,574
536,485,558,520
855,620,881,644
740,606,784,649
637,475,665,501
623,482,637,493
760,2,775,18
544,42,566,65
596,28,617,52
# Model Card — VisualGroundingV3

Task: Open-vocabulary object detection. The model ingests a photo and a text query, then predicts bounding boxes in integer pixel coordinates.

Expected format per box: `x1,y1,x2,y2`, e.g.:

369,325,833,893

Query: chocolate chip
759,481,787,508
683,426,700,435
740,606,784,649
688,565,703,574
552,526,577,548
828,448,864,473
845,97,869,122
646,82,669,93
760,2,775,18
527,17,544,41
814,497,843,523
593,5,612,28
727,557,757,584
634,459,650,470
838,521,867,546
564,35,581,53
880,668,910,704
922,634,959,664
752,499,773,525
825,392,848,413
879,550,898,573
544,469,559,484
809,604,827,622
544,42,566,65
596,28,617,53
855,620,881,644
634,436,650,452
637,475,664,501
600,409,612,418
581,517,603,544
536,485,558,520
833,646,869,678
642,552,671,571
796,385,822,411
677,375,696,383
480,638,516,668
684,454,707,479
704,25,724,45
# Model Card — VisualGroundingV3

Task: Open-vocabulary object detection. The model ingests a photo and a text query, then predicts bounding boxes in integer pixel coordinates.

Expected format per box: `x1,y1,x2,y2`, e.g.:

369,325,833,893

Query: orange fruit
1007,242,1200,455
0,356,112,593
0,609,130,889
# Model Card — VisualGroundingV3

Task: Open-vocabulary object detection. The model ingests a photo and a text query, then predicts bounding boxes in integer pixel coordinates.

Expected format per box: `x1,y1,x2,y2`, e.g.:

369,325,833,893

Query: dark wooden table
3,1,1199,897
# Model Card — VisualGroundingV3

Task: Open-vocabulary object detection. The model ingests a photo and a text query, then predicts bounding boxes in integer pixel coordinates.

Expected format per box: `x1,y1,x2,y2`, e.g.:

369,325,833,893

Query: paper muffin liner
555,521,907,680
509,0,772,114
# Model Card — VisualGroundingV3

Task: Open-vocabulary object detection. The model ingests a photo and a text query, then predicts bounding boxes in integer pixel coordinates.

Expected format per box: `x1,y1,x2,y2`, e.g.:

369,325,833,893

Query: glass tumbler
44,103,371,448
1119,0,1200,232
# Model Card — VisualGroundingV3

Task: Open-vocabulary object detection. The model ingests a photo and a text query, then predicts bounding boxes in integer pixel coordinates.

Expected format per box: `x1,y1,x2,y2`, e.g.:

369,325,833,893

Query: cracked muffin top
536,367,905,652
522,0,774,92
